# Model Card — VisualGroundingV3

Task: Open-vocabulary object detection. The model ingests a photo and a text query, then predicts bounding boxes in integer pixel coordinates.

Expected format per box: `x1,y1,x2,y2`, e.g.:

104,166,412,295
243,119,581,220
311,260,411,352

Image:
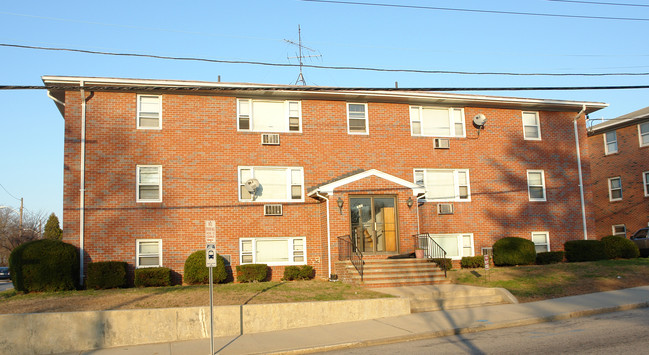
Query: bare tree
0,208,46,264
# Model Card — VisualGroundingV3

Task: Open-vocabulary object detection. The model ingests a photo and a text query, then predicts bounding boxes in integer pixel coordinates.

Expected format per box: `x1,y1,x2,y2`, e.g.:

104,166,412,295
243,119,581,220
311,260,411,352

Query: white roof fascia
308,169,425,196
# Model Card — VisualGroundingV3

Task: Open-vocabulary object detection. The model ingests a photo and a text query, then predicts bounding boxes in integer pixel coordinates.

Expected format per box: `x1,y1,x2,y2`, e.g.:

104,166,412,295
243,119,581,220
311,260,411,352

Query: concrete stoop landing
336,258,450,288
373,284,519,313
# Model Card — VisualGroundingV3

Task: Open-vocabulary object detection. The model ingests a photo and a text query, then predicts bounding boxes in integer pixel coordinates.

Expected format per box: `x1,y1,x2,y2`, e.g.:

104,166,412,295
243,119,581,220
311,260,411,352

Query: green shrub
85,261,127,289
183,250,228,285
493,237,536,266
601,235,640,259
236,264,268,282
282,265,315,280
134,267,171,287
535,251,564,265
564,240,608,262
9,239,79,292
461,255,485,269
431,258,452,271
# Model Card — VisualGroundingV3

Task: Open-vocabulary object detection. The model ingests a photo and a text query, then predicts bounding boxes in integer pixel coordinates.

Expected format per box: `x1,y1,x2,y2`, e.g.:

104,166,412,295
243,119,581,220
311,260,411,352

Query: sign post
205,221,216,355
483,254,490,283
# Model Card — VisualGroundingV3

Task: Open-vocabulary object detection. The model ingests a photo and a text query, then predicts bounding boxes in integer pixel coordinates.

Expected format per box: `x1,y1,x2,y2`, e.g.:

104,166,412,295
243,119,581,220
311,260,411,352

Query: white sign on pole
205,220,216,244
206,243,217,267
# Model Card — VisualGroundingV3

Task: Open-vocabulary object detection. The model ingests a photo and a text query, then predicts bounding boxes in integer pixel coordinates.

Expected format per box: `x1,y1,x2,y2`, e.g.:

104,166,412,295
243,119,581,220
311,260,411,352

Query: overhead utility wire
300,0,649,22
3,43,649,77
0,182,21,201
547,0,649,8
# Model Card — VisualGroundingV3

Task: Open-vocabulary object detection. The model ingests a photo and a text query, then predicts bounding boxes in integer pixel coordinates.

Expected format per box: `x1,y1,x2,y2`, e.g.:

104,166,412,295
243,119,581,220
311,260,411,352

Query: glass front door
350,196,397,253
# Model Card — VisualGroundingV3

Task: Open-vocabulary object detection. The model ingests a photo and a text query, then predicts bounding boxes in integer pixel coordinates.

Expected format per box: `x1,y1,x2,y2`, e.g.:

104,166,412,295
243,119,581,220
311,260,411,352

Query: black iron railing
337,234,364,281
415,233,448,277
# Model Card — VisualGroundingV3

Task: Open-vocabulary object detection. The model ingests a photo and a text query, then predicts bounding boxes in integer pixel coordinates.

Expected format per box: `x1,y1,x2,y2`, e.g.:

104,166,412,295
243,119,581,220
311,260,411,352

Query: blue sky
1,0,648,222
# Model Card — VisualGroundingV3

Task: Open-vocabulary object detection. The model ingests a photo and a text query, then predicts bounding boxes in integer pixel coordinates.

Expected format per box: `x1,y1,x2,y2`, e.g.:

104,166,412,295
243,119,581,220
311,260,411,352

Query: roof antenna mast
284,25,321,85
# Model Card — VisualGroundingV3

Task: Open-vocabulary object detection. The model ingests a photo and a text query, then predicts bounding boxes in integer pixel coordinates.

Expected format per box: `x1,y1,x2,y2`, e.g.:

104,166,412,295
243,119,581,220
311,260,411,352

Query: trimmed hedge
601,235,640,259
134,267,171,287
461,255,485,269
431,258,453,271
86,261,127,289
493,237,536,266
9,239,79,292
282,265,315,281
183,250,228,285
535,251,564,265
564,240,608,262
236,264,268,282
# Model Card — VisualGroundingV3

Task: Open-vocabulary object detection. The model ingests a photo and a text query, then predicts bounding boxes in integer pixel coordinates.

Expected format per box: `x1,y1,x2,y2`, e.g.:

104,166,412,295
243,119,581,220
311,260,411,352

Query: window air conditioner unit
264,204,283,216
261,133,280,145
434,138,450,149
437,203,454,215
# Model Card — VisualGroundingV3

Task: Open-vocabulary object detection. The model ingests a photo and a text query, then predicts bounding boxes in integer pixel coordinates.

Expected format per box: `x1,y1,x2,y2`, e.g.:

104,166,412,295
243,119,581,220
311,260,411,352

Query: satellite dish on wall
473,113,487,127
244,179,260,193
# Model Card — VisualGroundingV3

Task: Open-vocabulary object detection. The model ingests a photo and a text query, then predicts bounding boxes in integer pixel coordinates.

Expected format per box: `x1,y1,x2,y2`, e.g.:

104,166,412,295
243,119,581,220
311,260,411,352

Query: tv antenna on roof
284,25,321,85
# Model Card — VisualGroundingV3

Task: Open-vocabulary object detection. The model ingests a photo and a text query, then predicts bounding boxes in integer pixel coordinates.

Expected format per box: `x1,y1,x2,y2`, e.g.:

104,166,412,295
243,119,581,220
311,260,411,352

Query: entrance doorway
350,196,398,253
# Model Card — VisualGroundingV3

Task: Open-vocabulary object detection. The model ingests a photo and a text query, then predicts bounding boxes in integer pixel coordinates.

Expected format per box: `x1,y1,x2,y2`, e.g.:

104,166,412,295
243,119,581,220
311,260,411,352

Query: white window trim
239,237,307,266
531,232,550,253
136,239,162,268
136,165,162,203
608,176,623,202
522,111,542,141
238,166,305,203
643,171,649,197
347,103,369,135
527,170,547,202
427,233,474,260
414,168,471,202
604,131,618,155
136,94,162,130
409,106,466,138
236,98,302,133
612,224,626,237
639,122,649,147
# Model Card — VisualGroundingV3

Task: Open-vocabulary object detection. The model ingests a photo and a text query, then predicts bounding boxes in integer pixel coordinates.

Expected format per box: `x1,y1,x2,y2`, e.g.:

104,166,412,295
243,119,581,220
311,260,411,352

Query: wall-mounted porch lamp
337,197,344,214
406,197,413,208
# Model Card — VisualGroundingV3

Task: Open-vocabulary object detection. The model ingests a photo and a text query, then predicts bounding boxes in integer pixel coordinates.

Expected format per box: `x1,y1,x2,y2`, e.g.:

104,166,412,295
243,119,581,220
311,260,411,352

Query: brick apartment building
43,76,607,284
588,106,649,238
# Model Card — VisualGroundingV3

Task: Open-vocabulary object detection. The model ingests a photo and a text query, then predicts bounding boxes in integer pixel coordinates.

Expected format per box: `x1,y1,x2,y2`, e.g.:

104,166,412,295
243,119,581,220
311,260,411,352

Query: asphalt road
321,307,649,354
0,280,13,292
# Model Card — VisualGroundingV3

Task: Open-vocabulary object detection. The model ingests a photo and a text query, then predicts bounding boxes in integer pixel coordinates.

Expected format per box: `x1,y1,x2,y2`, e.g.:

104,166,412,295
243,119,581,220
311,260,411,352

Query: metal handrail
416,233,448,277
337,234,364,281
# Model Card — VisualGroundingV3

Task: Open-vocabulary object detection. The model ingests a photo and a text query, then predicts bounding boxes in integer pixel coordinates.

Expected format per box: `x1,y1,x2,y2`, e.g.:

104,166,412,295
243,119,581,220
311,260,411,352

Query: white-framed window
410,106,465,137
522,111,542,140
608,177,622,201
427,234,474,260
237,99,301,133
527,170,547,202
239,237,306,266
137,95,162,129
604,131,618,155
612,224,626,237
137,165,162,203
639,122,649,147
414,169,470,201
644,171,649,197
136,239,162,268
531,232,550,253
238,166,304,202
347,103,368,134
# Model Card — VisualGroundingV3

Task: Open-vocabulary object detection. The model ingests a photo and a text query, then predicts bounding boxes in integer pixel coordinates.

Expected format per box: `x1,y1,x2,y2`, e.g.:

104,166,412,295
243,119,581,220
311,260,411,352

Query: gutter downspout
80,81,86,284
574,105,588,240
47,90,65,108
315,192,332,279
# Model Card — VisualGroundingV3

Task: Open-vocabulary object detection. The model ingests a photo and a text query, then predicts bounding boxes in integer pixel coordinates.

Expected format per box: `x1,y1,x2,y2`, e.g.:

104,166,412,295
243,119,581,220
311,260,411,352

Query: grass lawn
449,258,649,302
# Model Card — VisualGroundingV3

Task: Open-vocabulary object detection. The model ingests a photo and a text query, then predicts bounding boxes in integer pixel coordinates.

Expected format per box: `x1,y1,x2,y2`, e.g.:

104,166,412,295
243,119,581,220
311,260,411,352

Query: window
136,239,162,268
414,169,470,201
612,224,626,237
239,167,304,202
427,234,474,260
531,232,550,253
347,103,368,134
604,131,618,154
137,165,162,202
522,111,541,140
639,122,649,147
608,177,622,201
137,95,162,129
410,106,465,137
527,170,546,201
237,99,301,132
239,237,306,266
644,171,649,197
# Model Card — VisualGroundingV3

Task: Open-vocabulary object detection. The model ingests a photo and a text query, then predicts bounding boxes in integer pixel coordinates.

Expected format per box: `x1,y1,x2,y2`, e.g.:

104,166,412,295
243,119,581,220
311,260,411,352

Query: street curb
265,301,649,355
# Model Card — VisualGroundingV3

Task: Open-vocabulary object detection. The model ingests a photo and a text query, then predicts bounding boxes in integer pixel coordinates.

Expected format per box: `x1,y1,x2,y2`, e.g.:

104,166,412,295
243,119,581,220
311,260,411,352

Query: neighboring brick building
43,76,607,284
587,106,649,239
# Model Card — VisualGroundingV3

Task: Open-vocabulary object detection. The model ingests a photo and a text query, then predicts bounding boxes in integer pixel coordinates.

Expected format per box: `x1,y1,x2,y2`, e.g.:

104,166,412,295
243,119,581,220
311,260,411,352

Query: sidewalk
67,286,649,355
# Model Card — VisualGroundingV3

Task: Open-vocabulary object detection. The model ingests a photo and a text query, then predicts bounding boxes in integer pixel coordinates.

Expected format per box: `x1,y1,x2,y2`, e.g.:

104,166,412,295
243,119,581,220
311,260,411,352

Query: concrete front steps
375,284,519,313
336,258,450,288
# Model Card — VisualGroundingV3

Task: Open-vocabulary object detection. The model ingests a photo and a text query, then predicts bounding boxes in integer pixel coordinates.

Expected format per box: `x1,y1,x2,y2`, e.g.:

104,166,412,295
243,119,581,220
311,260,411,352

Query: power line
547,0,649,8
0,182,20,201
3,43,649,77
300,0,649,22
